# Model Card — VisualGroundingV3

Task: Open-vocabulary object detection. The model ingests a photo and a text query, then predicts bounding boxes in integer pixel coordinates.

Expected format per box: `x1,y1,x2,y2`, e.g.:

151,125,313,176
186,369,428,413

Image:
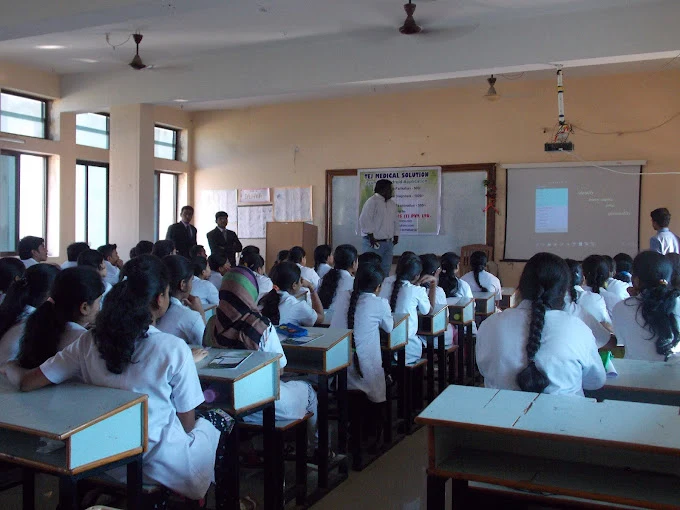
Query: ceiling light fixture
484,75,501,102
173,99,189,103
37,45,65,50
73,58,99,63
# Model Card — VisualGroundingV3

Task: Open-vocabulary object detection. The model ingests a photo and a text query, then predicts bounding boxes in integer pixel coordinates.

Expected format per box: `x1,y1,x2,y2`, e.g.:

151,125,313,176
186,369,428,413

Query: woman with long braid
476,253,605,396
317,244,358,310
461,251,502,302
378,253,435,363
612,251,680,361
582,254,621,316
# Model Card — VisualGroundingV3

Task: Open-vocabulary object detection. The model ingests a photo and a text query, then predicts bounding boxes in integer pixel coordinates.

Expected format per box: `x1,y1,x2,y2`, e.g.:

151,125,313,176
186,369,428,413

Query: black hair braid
318,269,341,309
389,279,403,312
259,290,282,325
439,252,460,297
347,288,360,330
639,285,680,360
516,291,550,393
473,267,488,292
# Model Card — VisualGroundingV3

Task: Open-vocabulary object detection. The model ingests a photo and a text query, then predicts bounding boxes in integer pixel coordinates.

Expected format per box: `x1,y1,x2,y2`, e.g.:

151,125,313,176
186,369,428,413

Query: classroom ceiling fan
399,0,422,35
129,33,153,70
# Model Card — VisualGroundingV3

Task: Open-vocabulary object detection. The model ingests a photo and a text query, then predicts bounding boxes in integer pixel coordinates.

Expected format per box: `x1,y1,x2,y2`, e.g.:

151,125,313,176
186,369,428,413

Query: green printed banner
358,167,441,235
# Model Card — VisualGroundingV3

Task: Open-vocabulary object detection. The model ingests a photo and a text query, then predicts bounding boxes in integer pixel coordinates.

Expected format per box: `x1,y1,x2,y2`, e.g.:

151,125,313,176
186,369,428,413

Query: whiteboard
331,171,488,256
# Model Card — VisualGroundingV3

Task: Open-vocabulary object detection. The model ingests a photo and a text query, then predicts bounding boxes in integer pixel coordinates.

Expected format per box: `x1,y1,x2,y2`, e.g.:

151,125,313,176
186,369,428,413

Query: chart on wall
198,189,238,245
273,186,312,222
358,167,442,235
237,205,273,238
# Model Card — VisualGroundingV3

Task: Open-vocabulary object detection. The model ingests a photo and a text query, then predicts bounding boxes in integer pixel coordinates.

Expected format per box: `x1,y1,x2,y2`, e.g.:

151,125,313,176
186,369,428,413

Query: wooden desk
281,327,351,492
472,291,495,317
380,313,408,440
499,287,519,310
196,349,281,510
417,386,680,510
417,304,449,403
448,299,474,386
0,380,147,510
585,358,680,407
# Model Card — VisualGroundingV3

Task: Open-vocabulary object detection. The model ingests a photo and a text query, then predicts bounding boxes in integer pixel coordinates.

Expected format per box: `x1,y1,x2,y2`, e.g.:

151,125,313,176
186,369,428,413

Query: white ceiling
0,0,677,111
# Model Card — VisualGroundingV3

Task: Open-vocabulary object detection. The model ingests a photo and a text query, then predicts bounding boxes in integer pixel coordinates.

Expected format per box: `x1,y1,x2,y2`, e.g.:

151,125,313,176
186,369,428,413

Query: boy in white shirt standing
650,207,680,255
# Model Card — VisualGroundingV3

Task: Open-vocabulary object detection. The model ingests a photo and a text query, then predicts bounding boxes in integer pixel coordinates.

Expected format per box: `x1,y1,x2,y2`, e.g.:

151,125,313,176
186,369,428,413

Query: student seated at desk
476,253,606,397
0,264,59,365
314,244,333,280
358,251,382,268
61,242,89,269
269,249,289,276
78,249,113,301
16,267,103,370
318,244,358,311
564,259,612,348
98,243,124,287
259,262,324,326
239,252,273,303
613,252,634,286
461,251,502,302
583,255,622,317
191,256,219,306
379,253,435,364
156,255,206,347
212,267,323,459
331,263,392,408
612,251,680,362
603,254,632,301
439,252,473,305
152,239,177,259
419,254,454,348
8,255,233,503
0,257,25,306
207,254,230,291
288,246,320,290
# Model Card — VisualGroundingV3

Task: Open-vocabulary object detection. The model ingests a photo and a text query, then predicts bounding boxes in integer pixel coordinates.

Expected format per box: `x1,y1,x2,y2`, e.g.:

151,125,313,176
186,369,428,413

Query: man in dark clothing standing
206,211,242,267
165,205,197,258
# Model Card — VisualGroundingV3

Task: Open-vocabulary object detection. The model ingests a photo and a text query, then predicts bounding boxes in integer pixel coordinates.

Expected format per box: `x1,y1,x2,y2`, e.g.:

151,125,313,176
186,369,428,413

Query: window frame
0,150,48,256
0,90,49,140
75,112,110,149
154,170,179,241
76,160,110,246
154,125,179,161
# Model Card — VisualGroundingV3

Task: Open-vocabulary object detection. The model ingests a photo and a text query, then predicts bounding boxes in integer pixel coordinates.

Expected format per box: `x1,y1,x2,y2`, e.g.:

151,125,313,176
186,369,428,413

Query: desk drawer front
474,293,495,315
233,363,280,413
449,300,474,325
388,319,407,349
418,308,448,335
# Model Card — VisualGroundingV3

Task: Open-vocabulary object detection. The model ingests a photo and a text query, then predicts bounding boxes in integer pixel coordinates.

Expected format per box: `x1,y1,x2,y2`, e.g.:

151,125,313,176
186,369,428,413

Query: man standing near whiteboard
359,179,399,277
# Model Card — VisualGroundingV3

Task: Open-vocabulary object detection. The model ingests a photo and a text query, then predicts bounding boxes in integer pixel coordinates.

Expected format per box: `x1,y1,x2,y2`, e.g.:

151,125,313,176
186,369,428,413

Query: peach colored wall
193,69,680,287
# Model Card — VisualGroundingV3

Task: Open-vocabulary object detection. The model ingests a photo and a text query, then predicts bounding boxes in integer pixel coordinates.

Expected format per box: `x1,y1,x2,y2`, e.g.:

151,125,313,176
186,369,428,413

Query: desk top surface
603,358,680,393
501,287,517,296
393,313,409,327
417,386,680,453
0,379,146,439
280,327,351,351
196,348,281,382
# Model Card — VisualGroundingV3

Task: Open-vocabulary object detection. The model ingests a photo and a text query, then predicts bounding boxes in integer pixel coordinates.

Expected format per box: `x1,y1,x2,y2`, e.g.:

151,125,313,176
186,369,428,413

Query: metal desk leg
383,352,394,444
426,474,446,510
317,373,329,489
22,468,34,510
437,333,446,395
295,416,308,505
223,420,240,510
466,325,475,386
126,456,143,510
397,349,406,419
262,405,279,510
456,325,465,385
451,479,470,510
58,476,78,510
337,368,348,475
426,336,435,403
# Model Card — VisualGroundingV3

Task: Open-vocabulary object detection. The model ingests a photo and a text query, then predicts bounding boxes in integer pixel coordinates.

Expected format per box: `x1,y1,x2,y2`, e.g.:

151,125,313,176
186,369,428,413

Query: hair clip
122,275,128,282
46,296,55,304
660,279,669,286
272,285,280,291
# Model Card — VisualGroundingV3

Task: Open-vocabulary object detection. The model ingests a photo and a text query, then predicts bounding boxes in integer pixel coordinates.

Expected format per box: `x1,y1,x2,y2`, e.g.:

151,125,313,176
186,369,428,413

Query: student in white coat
603,254,632,301
379,253,435,364
477,252,606,397
13,267,102,371
259,261,324,326
612,253,634,287
5,255,234,504
18,236,47,268
0,264,59,365
564,259,613,348
439,252,476,336
582,255,622,317
208,254,230,291
317,244,358,313
61,242,90,270
314,244,333,280
98,243,123,287
156,255,206,347
612,251,680,361
191,257,219,306
461,251,502,302
210,267,324,460
0,257,25,306
418,254,454,347
288,246,320,290
77,249,113,302
239,252,273,304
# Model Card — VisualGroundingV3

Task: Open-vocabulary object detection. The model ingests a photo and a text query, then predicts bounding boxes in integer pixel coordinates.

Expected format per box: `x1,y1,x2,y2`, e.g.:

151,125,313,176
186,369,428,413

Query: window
76,113,109,149
154,171,178,241
0,151,47,255
154,126,178,160
0,91,48,139
75,161,109,248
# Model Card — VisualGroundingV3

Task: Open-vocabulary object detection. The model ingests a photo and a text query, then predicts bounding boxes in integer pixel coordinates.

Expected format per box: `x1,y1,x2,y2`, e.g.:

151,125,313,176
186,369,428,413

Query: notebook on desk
207,351,252,369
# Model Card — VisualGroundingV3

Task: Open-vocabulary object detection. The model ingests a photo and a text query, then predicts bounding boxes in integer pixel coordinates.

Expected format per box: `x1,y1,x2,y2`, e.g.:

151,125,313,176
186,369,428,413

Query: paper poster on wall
273,186,313,222
198,189,238,245
357,167,441,235
237,205,273,239
238,188,271,205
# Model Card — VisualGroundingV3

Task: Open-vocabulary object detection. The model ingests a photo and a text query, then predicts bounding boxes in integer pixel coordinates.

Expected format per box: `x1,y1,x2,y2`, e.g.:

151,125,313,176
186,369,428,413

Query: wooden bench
417,386,680,510
81,475,203,509
417,304,450,403
403,358,427,434
241,413,311,507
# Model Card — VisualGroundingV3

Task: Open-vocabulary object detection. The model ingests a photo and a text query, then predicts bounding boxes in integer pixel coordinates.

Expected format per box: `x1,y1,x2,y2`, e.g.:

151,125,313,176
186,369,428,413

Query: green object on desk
600,350,612,368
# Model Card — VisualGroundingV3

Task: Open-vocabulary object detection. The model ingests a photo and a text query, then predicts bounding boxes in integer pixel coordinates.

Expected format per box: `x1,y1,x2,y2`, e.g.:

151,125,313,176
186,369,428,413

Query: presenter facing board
359,179,399,278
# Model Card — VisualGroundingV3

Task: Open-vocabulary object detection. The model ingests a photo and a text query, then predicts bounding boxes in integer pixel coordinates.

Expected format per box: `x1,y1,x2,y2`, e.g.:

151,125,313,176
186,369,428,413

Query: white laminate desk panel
472,292,495,315
417,304,449,336
281,327,351,375
381,314,408,351
447,299,474,325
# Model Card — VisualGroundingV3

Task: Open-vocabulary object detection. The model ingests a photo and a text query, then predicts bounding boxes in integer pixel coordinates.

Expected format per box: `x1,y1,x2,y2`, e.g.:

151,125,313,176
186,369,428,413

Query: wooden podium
265,222,318,272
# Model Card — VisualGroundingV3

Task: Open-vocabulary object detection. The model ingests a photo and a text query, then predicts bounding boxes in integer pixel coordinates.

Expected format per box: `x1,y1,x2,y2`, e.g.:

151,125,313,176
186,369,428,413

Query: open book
207,351,252,369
